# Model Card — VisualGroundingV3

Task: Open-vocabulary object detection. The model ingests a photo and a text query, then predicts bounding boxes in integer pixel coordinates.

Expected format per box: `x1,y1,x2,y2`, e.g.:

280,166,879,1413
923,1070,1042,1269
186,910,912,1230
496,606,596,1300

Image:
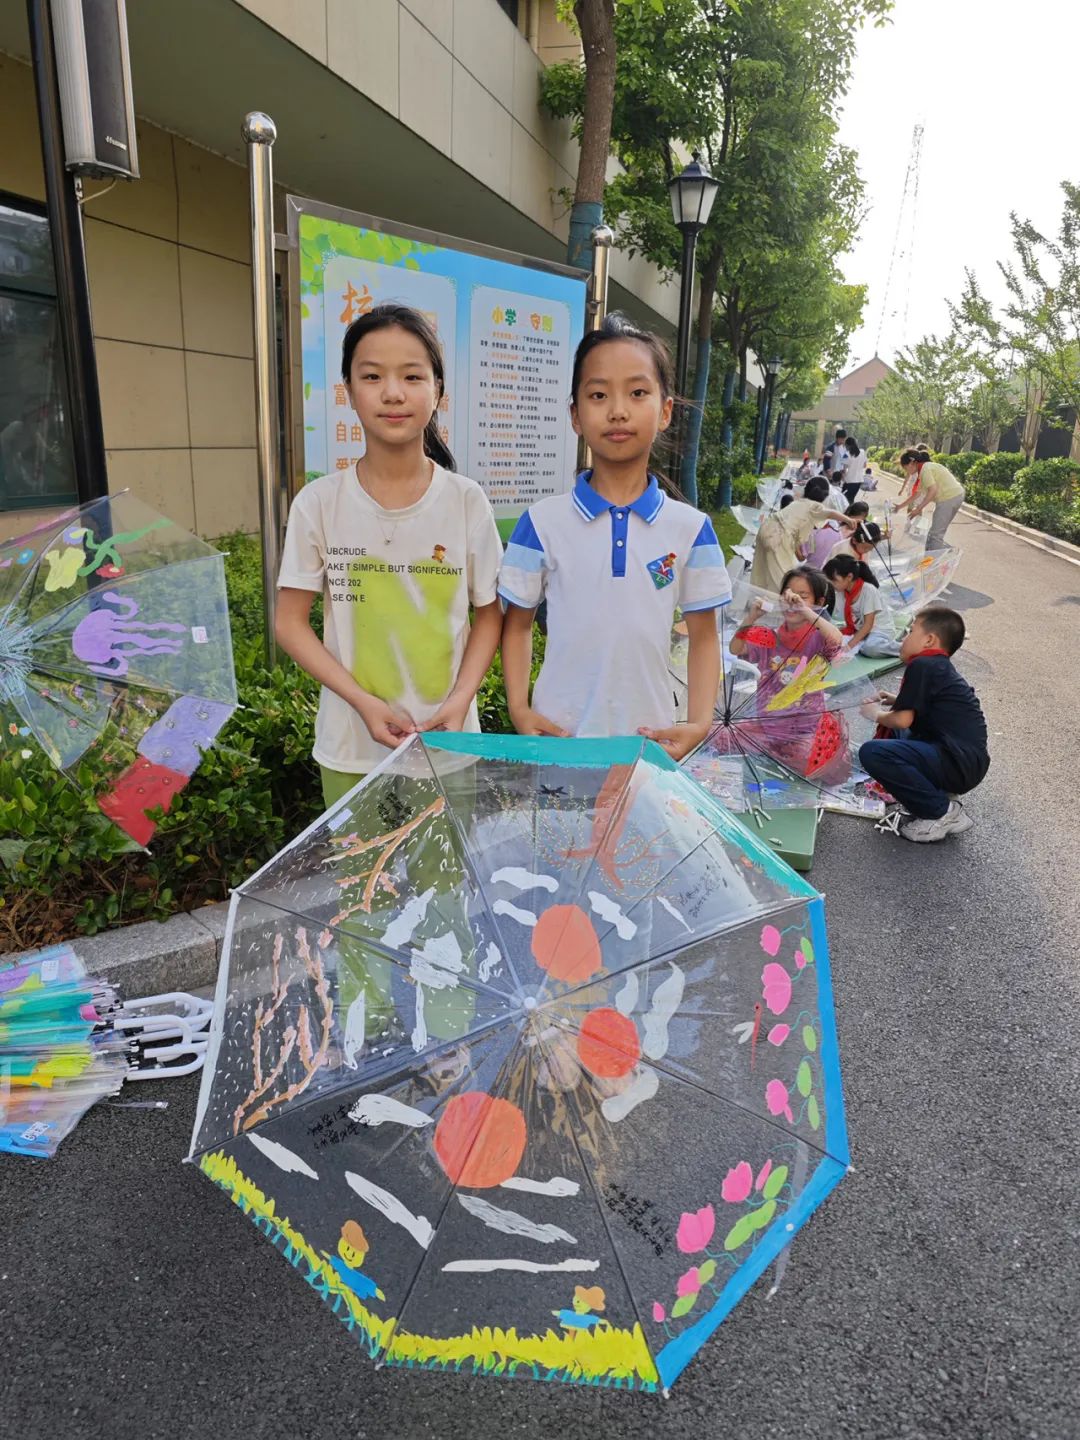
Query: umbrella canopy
189,734,847,1393
677,584,896,820
0,493,237,846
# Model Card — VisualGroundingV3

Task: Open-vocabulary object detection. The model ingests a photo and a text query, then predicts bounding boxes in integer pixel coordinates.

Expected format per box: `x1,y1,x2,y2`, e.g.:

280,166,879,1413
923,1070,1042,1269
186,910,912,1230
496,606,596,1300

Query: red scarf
905,647,950,664
842,579,864,636
910,460,926,498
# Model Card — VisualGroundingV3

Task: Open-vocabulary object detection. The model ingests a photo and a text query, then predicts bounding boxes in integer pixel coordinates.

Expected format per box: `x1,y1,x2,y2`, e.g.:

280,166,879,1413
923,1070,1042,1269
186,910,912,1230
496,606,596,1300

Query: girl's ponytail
855,559,878,587
823,553,877,588
422,415,456,472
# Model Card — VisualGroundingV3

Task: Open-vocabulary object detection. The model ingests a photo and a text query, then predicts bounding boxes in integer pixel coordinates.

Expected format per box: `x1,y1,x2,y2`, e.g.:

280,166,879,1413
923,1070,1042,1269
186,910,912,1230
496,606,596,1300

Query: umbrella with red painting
682,580,895,820
0,491,237,846
189,732,847,1393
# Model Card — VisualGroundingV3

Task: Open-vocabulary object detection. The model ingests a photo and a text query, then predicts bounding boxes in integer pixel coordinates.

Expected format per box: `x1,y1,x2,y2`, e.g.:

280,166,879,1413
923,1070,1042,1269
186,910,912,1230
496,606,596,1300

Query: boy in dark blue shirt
859,605,989,842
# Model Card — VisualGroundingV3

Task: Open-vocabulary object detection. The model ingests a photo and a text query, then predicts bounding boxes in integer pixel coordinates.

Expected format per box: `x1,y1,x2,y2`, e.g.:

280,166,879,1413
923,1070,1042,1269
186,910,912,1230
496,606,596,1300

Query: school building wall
0,0,679,544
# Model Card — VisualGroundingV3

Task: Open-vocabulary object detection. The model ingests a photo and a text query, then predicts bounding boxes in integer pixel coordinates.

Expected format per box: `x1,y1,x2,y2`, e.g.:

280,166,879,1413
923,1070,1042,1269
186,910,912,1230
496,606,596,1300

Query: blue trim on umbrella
655,1152,847,1390
808,894,850,1166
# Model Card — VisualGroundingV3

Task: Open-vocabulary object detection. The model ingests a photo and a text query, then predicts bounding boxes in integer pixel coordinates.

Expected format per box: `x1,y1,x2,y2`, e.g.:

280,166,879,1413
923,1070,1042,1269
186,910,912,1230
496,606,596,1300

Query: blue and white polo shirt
498,473,730,736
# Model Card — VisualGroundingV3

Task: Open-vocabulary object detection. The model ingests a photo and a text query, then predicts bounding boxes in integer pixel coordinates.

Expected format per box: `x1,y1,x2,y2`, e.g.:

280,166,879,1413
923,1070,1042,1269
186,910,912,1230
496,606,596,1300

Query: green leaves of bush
0,535,321,950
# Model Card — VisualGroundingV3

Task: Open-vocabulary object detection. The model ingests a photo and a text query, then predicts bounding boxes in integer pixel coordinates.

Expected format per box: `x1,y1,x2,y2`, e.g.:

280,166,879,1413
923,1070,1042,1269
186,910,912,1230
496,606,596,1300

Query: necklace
355,460,431,546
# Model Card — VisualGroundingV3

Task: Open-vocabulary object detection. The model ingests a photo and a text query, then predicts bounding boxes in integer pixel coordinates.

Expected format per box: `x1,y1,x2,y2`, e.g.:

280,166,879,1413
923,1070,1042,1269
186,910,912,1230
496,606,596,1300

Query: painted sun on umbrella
189,734,848,1393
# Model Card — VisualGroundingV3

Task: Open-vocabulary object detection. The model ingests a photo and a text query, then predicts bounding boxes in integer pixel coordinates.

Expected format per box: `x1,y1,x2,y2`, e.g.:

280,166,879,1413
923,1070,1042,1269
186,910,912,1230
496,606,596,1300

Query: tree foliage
542,0,888,501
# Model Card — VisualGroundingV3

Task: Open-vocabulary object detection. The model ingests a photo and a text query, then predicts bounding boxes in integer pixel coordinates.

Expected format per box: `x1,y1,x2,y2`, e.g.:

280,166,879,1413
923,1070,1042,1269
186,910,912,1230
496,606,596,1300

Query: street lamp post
756,355,782,474
668,154,719,494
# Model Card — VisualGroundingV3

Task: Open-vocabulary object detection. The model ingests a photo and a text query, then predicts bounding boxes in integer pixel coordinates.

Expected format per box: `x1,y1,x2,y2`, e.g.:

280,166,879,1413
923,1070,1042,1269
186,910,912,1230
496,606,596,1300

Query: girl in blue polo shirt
499,313,729,758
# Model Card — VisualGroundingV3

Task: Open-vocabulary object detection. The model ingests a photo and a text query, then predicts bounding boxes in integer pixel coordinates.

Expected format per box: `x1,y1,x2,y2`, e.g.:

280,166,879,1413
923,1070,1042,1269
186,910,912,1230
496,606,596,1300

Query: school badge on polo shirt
646,552,678,589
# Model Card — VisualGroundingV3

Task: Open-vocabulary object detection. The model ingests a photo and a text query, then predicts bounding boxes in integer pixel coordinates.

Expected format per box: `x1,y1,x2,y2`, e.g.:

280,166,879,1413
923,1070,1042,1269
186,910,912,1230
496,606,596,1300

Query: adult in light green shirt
894,449,964,551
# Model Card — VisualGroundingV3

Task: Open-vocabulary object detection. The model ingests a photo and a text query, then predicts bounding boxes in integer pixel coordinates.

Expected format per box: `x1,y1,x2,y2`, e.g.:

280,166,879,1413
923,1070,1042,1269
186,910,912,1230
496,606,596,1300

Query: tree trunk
680,261,719,508
567,0,616,271
738,347,748,401
719,364,736,494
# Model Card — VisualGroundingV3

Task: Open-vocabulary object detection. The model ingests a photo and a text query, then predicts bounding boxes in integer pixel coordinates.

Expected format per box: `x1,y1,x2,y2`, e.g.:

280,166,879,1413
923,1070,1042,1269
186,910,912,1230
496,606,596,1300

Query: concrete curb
2,900,230,997
960,502,1080,569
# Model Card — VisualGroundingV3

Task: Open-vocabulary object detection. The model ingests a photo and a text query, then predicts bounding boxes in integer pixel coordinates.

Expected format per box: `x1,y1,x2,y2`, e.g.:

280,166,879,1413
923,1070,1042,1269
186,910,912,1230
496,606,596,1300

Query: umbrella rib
535,1030,656,1368
191,1006,521,1158
376,1029,530,1363
542,891,815,1015
555,1012,837,1166
529,740,649,1007
236,890,515,1012
414,736,526,1001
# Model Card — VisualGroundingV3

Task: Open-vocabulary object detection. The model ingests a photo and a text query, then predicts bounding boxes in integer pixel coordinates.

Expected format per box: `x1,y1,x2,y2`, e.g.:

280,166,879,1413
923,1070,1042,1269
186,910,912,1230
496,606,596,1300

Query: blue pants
859,738,954,820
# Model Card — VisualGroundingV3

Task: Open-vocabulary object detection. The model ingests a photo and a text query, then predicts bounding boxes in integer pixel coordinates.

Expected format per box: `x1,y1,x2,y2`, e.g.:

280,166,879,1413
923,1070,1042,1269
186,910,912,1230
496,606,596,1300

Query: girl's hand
638,721,709,761
877,689,897,706
781,590,815,619
510,706,568,738
419,695,471,732
356,697,415,748
748,597,767,619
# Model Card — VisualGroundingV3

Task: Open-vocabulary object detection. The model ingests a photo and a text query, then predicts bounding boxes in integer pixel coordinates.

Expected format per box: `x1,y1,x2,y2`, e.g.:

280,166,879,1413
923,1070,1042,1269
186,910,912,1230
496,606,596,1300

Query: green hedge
931,450,983,479
0,534,528,952
966,451,1025,490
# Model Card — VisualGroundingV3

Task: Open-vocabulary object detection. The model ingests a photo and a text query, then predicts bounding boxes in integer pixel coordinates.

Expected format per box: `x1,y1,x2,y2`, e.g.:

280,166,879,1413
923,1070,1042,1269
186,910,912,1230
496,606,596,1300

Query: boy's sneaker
900,800,973,843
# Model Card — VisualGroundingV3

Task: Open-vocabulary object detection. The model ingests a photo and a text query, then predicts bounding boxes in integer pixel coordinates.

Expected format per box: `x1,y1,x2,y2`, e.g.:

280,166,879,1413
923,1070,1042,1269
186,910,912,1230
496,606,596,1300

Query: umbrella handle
117,992,213,1031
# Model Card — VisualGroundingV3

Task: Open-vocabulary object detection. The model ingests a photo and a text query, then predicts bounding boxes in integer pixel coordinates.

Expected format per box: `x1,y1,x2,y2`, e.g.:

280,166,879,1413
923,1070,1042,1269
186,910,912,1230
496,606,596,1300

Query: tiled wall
0,52,258,540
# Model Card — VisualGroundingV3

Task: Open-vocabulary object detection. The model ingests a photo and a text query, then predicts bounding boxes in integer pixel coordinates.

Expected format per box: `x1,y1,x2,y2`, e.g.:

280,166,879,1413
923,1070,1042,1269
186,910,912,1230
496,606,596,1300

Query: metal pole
26,0,108,504
586,224,614,332
673,228,698,490
243,112,282,664
578,224,614,471
673,228,697,403
757,373,775,474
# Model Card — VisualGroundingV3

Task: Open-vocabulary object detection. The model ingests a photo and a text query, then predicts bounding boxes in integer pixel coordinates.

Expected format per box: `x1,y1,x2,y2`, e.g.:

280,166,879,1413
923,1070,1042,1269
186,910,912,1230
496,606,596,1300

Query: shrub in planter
761,458,785,477
966,451,1025,491
731,473,761,505
964,481,1012,515
940,451,983,479
1012,457,1080,505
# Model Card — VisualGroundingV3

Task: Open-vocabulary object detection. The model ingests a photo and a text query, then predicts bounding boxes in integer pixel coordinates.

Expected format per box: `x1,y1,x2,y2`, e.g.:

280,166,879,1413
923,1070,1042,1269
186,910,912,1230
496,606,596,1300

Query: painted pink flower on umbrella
760,924,782,956
767,1023,790,1046
652,1301,666,1323
766,1078,794,1123
755,1158,773,1191
676,1266,701,1297
721,1161,753,1204
761,962,792,1015
676,1204,715,1253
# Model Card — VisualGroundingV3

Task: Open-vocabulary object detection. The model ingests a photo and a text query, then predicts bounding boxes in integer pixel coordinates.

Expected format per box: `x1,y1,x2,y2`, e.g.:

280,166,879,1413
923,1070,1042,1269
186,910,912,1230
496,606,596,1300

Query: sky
836,0,1080,373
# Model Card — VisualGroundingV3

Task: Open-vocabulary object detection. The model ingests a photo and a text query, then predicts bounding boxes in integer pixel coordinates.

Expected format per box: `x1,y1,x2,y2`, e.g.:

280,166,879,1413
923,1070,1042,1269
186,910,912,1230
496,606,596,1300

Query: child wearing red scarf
823,554,901,657
859,605,989,842
727,567,849,785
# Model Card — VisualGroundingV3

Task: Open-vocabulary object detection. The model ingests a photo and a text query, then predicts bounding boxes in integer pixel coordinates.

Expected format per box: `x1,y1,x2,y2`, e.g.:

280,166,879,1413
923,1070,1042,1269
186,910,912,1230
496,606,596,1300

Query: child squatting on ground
859,605,990,844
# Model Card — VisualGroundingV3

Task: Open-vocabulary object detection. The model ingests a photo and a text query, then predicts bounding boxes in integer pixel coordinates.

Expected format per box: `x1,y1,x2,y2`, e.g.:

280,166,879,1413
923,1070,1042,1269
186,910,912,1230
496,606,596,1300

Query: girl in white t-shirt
276,304,504,807
823,555,901,657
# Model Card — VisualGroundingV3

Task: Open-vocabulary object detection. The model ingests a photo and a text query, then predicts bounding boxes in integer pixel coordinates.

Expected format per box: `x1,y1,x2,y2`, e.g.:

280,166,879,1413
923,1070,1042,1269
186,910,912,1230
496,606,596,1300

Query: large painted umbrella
0,492,237,846
189,733,848,1393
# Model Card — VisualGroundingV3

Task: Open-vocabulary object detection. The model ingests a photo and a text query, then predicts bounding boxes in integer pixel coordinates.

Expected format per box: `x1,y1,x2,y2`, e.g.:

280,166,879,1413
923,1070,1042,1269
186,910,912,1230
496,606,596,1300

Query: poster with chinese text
293,202,587,519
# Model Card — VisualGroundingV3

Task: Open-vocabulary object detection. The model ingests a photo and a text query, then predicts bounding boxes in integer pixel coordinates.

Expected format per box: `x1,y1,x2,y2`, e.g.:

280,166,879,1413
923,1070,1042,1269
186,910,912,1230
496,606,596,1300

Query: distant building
789,356,896,455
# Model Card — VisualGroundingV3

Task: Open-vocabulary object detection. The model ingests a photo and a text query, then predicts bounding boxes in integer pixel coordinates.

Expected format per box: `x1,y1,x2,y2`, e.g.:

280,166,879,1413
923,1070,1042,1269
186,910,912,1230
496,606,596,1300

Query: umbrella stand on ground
189,733,848,1393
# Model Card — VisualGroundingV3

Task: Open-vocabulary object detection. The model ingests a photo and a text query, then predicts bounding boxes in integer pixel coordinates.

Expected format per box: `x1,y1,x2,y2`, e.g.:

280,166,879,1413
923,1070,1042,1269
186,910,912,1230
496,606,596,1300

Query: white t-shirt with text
278,466,503,772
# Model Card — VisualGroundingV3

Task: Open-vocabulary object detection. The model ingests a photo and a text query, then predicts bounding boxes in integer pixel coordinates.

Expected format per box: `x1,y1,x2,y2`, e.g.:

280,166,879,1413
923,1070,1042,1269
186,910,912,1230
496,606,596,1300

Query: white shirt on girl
278,465,503,772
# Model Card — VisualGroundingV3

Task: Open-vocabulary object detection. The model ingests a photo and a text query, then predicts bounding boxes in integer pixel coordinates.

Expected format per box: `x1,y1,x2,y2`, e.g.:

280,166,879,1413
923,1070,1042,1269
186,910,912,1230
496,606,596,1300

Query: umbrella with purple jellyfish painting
0,492,237,846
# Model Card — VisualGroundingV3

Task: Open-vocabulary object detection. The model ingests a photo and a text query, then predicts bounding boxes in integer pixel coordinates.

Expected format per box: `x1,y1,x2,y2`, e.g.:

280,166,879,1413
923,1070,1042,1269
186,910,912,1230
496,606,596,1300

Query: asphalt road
3,502,1079,1440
